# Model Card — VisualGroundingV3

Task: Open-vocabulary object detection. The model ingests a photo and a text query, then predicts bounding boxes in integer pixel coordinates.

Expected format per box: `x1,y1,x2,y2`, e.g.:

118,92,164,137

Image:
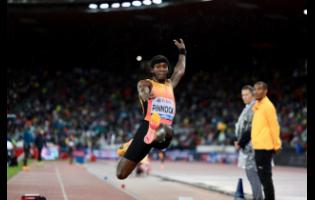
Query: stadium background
7,0,307,199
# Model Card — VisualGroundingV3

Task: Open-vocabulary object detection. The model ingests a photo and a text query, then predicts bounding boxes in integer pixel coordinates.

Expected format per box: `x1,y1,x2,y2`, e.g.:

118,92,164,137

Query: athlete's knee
116,166,129,180
161,124,173,138
116,158,137,180
116,170,128,180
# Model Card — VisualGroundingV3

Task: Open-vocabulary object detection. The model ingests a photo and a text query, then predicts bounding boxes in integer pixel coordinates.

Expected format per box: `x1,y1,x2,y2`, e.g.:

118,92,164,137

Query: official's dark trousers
23,144,30,166
255,150,275,200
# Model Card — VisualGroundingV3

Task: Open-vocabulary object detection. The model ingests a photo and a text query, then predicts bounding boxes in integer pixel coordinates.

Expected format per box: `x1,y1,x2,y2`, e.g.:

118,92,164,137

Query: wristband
179,48,186,55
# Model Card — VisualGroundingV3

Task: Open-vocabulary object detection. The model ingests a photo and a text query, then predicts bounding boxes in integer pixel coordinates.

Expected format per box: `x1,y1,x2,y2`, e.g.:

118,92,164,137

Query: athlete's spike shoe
144,112,161,144
116,139,132,157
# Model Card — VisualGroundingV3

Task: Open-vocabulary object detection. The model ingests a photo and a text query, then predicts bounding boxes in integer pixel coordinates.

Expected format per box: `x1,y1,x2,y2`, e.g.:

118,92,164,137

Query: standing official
235,85,263,200
252,81,281,200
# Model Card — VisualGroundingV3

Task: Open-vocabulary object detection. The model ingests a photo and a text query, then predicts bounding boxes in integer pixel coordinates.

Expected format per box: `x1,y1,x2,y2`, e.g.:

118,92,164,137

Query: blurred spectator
7,138,14,167
34,128,47,162
66,134,76,164
23,121,34,171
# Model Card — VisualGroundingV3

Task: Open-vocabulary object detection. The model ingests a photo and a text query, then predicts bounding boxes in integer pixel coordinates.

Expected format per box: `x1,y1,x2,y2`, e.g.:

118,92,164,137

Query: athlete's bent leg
116,120,152,179
116,157,138,180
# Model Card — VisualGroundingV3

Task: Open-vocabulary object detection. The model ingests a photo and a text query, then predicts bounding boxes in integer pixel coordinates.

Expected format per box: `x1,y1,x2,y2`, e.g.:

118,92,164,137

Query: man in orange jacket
251,81,282,200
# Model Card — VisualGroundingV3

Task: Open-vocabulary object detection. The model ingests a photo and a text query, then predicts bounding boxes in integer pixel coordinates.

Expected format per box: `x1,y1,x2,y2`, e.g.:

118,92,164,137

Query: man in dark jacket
35,128,46,162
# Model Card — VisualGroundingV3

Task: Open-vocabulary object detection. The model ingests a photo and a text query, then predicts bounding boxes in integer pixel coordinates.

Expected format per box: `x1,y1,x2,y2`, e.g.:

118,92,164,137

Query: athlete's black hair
150,55,170,68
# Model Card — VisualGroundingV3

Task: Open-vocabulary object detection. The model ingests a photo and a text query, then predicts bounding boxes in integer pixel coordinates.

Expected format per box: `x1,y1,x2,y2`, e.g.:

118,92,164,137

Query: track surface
8,160,306,200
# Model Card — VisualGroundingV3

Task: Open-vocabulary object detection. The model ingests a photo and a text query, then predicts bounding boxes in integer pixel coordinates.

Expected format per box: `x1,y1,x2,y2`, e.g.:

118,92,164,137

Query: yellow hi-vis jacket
251,96,282,150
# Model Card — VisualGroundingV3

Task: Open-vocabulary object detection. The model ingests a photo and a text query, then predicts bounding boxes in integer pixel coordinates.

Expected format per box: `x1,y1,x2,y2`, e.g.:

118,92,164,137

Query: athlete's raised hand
173,38,185,50
171,38,186,89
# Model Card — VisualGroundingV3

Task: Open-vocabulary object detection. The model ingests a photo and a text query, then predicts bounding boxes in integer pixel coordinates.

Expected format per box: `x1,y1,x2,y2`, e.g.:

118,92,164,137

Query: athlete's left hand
173,38,185,49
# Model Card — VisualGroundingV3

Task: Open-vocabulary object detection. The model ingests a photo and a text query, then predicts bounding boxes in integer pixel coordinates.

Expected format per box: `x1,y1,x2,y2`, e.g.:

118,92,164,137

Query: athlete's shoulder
137,79,153,90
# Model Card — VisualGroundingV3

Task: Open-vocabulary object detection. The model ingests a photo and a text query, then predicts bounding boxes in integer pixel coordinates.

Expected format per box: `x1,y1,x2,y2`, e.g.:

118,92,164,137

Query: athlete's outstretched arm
171,38,186,89
137,80,153,101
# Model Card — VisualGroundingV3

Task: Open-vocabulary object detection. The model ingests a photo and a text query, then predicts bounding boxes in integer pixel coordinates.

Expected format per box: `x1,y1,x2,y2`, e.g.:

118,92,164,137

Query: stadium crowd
7,60,307,155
